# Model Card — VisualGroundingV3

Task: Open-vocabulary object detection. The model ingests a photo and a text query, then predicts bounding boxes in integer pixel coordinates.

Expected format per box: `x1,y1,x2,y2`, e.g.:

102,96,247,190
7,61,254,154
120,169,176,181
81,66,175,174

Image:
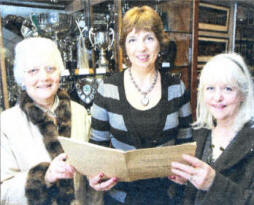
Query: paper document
58,136,196,182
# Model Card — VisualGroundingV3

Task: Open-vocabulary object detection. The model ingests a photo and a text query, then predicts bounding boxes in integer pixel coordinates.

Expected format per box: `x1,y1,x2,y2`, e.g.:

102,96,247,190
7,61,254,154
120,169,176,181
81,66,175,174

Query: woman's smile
211,103,226,110
36,84,52,89
136,54,150,61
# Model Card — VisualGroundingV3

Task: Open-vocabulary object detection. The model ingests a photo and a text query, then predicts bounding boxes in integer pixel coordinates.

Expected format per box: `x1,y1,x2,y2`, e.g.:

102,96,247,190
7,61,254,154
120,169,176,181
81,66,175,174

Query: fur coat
1,90,103,205
183,121,254,205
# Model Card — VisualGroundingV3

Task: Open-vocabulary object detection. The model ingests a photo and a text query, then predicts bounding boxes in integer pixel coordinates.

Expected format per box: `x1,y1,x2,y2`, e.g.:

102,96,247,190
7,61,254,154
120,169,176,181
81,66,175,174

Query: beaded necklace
128,68,158,106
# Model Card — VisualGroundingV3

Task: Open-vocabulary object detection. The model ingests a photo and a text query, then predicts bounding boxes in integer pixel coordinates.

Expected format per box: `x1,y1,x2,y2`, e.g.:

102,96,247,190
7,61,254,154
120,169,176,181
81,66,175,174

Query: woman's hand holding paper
170,154,216,191
88,173,118,191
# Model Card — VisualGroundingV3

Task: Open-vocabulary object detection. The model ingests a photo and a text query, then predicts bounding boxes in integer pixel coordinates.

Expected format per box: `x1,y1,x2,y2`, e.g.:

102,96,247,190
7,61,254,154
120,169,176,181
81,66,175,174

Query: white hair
14,37,65,87
193,52,254,132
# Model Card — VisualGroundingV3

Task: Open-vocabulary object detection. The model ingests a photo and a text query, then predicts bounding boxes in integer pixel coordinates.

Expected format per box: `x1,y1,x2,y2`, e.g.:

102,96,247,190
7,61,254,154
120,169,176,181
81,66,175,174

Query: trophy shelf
90,0,110,6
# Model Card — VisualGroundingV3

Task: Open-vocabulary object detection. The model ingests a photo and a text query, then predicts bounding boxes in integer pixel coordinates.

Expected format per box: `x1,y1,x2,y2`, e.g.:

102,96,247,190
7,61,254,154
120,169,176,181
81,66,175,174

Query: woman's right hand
45,153,75,184
88,173,118,191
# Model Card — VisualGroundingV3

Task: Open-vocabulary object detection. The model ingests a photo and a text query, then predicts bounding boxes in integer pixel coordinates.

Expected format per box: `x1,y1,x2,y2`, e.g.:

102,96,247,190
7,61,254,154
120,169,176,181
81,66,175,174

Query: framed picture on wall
199,3,230,32
198,37,228,63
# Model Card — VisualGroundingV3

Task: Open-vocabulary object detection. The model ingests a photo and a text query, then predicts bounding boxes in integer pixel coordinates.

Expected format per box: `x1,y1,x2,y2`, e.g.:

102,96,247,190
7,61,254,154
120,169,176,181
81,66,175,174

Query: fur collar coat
183,121,254,205
1,90,103,205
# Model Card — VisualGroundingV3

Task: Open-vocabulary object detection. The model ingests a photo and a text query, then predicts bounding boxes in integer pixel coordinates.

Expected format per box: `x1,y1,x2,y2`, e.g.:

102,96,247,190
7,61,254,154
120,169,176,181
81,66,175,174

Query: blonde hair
14,37,64,87
193,52,254,132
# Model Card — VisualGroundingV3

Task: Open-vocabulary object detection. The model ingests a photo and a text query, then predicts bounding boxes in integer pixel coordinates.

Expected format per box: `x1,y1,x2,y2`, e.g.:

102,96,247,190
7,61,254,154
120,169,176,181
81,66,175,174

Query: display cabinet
235,3,254,72
197,1,232,67
2,0,254,117
1,0,199,113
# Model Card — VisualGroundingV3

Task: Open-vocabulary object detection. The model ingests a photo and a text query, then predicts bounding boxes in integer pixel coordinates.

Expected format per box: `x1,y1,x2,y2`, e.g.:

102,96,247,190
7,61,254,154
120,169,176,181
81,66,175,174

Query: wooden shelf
90,0,111,6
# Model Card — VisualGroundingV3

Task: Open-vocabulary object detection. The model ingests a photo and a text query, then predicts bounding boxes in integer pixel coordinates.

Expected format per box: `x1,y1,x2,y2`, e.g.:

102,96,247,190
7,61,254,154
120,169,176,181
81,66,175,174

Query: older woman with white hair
170,52,254,205
1,37,102,205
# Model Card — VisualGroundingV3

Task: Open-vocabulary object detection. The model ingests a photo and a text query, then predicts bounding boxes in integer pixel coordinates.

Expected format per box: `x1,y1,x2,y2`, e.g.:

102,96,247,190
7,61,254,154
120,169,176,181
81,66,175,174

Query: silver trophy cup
89,27,114,73
30,13,76,74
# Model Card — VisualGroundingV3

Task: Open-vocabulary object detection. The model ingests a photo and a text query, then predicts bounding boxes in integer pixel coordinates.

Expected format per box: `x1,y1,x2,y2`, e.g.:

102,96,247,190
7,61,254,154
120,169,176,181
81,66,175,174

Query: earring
21,83,26,90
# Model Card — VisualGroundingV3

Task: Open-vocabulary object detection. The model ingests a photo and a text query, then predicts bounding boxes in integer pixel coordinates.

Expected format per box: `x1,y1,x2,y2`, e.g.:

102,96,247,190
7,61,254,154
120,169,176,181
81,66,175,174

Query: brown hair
120,5,169,66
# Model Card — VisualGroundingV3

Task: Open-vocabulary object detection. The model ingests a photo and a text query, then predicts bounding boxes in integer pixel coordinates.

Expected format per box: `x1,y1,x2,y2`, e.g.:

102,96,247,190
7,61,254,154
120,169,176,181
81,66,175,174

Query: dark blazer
183,121,254,205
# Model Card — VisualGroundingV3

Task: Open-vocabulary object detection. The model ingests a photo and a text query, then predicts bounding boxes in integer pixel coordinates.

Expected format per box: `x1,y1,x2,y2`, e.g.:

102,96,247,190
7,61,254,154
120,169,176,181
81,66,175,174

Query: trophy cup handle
88,27,95,48
108,28,115,50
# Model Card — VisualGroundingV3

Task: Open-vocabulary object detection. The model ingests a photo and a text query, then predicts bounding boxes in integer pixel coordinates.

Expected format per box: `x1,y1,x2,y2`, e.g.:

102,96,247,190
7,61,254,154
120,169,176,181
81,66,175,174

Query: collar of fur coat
19,89,72,159
20,90,76,204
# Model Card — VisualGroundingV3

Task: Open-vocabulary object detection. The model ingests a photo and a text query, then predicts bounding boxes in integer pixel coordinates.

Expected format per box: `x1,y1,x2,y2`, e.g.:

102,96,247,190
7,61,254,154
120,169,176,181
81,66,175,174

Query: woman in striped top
88,6,192,205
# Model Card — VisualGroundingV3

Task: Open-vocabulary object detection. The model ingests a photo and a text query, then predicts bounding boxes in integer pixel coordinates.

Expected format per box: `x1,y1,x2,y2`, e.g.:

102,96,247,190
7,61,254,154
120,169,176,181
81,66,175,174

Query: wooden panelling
0,13,10,109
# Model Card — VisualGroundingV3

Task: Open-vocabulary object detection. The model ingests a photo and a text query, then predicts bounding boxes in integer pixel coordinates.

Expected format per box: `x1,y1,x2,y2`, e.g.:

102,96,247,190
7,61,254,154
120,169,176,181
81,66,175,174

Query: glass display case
235,4,254,73
1,0,197,112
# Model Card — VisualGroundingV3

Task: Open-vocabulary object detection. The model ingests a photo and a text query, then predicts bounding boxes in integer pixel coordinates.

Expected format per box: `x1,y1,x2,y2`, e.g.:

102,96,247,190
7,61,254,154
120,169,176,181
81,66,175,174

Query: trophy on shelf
75,14,90,74
75,77,102,112
30,13,75,40
30,13,76,75
89,27,114,73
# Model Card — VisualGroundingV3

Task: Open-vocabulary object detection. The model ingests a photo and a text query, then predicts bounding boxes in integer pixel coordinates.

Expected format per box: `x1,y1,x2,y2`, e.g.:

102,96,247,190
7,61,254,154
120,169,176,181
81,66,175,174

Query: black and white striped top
90,70,192,150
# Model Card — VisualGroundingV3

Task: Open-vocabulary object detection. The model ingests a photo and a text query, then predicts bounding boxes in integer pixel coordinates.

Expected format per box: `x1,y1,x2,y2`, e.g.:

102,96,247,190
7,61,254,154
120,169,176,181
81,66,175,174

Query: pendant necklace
128,68,158,106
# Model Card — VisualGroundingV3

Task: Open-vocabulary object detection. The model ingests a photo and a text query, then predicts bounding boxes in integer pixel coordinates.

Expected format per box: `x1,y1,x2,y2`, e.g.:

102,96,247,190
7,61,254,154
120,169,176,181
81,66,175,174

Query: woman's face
23,54,60,107
125,29,160,70
204,81,243,124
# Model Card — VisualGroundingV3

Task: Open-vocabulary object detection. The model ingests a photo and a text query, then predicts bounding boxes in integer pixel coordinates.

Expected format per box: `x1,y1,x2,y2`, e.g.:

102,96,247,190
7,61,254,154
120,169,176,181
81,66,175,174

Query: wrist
45,180,54,188
44,171,56,187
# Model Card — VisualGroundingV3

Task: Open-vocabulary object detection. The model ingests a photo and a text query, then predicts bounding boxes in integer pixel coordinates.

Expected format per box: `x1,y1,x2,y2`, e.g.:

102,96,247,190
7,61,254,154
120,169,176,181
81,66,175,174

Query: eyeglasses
24,66,58,77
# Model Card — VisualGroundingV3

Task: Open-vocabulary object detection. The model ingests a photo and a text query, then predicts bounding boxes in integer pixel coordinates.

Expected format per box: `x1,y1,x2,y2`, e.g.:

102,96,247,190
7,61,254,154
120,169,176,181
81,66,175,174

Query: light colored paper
58,136,196,182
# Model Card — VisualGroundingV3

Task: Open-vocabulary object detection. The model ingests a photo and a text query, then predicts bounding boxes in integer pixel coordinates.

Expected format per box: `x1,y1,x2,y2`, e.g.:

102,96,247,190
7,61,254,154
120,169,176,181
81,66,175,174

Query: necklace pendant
128,69,158,107
141,95,149,106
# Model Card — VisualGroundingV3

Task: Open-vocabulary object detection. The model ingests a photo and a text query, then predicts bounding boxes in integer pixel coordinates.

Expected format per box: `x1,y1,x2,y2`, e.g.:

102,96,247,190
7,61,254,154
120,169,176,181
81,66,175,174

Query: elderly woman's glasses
24,66,57,77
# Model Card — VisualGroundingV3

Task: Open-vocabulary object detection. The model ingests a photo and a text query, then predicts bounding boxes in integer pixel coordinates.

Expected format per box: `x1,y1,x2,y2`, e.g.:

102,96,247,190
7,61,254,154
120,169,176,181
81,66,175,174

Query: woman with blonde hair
170,52,254,205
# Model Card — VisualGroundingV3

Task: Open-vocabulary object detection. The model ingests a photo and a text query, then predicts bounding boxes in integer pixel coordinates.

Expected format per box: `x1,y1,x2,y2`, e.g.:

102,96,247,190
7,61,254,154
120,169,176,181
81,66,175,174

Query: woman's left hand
171,154,216,191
